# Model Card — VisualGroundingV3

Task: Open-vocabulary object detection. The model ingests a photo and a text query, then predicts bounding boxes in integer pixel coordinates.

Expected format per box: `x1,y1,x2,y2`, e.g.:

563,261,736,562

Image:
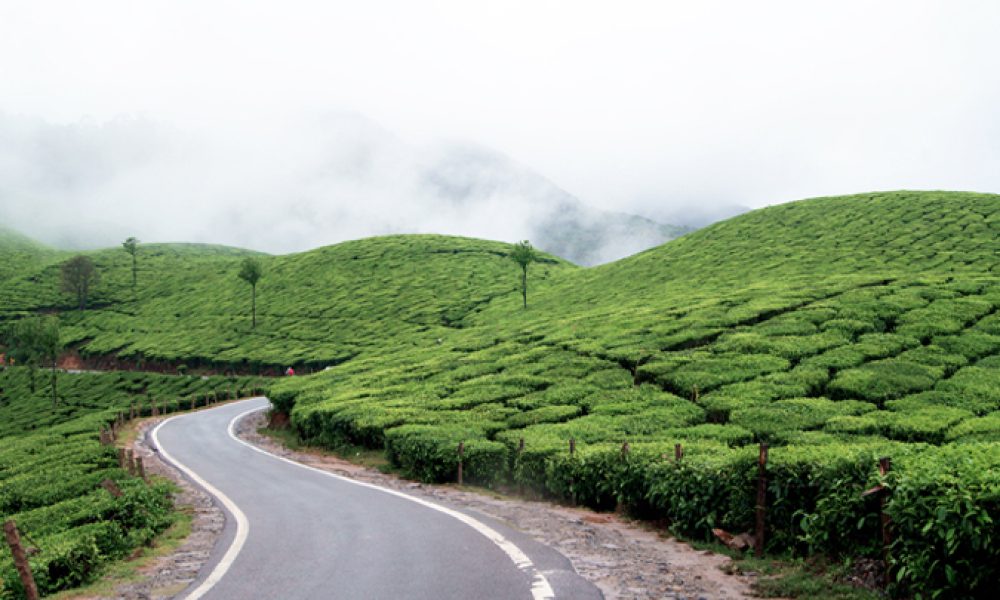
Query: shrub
827,360,937,403
383,425,506,484
730,398,875,442
946,412,1000,442
887,444,1000,598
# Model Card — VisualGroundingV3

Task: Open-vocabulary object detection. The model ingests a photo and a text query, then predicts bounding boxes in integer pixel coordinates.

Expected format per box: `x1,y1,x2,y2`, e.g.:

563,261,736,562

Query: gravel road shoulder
86,408,758,600
236,411,756,600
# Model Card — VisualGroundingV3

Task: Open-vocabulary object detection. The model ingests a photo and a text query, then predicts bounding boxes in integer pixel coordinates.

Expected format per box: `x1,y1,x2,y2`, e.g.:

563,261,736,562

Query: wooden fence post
137,457,147,482
117,448,127,470
126,449,136,476
569,438,577,506
878,456,893,586
190,395,196,411
3,520,39,600
457,441,464,486
517,438,525,496
101,478,123,498
621,441,630,457
755,442,769,557
674,443,683,462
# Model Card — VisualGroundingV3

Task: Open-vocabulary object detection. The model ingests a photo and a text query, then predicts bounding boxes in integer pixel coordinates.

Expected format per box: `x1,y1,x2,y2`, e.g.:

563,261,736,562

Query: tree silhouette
4,316,61,406
122,237,139,290
509,240,538,309
61,255,99,310
237,257,264,328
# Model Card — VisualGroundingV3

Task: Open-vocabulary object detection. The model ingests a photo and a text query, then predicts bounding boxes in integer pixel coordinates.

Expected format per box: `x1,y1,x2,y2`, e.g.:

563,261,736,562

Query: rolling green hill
0,235,573,370
3,190,1000,597
0,227,62,283
266,191,1000,597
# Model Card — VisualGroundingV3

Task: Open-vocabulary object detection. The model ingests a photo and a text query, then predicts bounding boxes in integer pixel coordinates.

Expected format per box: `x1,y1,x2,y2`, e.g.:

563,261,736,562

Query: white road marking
150,411,252,600
153,399,557,600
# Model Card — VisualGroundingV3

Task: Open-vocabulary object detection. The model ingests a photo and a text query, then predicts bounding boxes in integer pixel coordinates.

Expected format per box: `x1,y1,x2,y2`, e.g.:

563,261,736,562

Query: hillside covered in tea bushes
270,191,1000,598
0,236,572,371
3,190,1000,597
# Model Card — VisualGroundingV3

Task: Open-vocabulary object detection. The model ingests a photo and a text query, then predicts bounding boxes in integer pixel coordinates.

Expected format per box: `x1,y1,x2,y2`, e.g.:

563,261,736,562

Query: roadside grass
724,556,882,600
677,538,881,600
257,425,391,472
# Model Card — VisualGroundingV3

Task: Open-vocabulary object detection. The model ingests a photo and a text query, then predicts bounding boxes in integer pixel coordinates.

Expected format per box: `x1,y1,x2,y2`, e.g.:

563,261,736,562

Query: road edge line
150,409,255,600
230,401,556,600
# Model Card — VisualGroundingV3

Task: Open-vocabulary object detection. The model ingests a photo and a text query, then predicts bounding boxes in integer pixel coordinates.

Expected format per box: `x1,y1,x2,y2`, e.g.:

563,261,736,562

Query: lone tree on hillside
122,237,139,290
4,316,61,406
509,240,538,309
61,255,99,311
237,257,263,328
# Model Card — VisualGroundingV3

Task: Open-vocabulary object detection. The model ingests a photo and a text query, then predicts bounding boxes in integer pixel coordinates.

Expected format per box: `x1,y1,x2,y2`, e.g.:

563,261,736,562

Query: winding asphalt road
150,397,602,600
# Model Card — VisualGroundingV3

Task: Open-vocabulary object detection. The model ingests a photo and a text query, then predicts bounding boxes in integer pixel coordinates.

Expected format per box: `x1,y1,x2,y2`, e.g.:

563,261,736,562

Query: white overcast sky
1,1,999,250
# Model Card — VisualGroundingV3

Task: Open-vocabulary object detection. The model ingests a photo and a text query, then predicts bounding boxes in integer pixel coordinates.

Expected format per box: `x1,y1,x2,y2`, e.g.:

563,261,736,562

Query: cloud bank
0,112,686,264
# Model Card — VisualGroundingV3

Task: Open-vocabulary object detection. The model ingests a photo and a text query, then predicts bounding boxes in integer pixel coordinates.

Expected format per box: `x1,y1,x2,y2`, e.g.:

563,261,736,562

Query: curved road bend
151,397,602,600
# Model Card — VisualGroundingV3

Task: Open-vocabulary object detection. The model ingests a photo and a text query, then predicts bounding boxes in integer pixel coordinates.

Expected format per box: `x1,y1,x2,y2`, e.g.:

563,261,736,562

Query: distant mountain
534,204,691,266
654,203,751,229
418,143,691,265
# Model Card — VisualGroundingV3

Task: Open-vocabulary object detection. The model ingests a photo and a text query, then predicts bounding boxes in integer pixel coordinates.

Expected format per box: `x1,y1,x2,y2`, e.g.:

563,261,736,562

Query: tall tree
36,317,61,408
4,316,61,405
122,237,139,290
4,319,40,393
61,255,99,310
509,240,538,309
237,257,264,328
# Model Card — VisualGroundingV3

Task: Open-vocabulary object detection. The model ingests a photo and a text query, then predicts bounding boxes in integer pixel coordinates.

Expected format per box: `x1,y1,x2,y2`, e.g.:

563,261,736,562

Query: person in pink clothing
285,366,295,376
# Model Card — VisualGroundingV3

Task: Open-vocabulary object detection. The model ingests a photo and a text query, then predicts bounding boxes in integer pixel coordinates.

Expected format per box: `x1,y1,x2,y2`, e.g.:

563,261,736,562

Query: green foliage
828,360,938,403
6,192,1000,597
731,398,875,442
60,255,99,311
0,367,264,598
237,256,264,328
2,316,61,404
509,240,539,308
383,425,506,484
946,412,1000,442
887,444,1000,598
122,236,139,289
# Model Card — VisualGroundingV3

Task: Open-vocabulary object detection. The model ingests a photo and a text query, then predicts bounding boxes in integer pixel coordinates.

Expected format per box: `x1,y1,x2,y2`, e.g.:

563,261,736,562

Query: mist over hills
0,112,698,266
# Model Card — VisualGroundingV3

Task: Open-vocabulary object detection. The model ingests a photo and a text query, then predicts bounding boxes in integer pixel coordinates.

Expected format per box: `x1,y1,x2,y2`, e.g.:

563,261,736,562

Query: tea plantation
270,191,1000,598
0,235,572,371
0,368,266,598
3,190,1000,597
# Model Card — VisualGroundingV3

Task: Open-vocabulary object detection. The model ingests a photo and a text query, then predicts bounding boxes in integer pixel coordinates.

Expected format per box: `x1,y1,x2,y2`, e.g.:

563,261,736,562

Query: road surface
151,397,602,600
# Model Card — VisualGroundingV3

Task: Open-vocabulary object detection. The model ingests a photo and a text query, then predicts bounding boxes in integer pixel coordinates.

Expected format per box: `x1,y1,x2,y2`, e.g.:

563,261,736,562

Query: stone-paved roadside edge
81,408,758,600
236,411,756,600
